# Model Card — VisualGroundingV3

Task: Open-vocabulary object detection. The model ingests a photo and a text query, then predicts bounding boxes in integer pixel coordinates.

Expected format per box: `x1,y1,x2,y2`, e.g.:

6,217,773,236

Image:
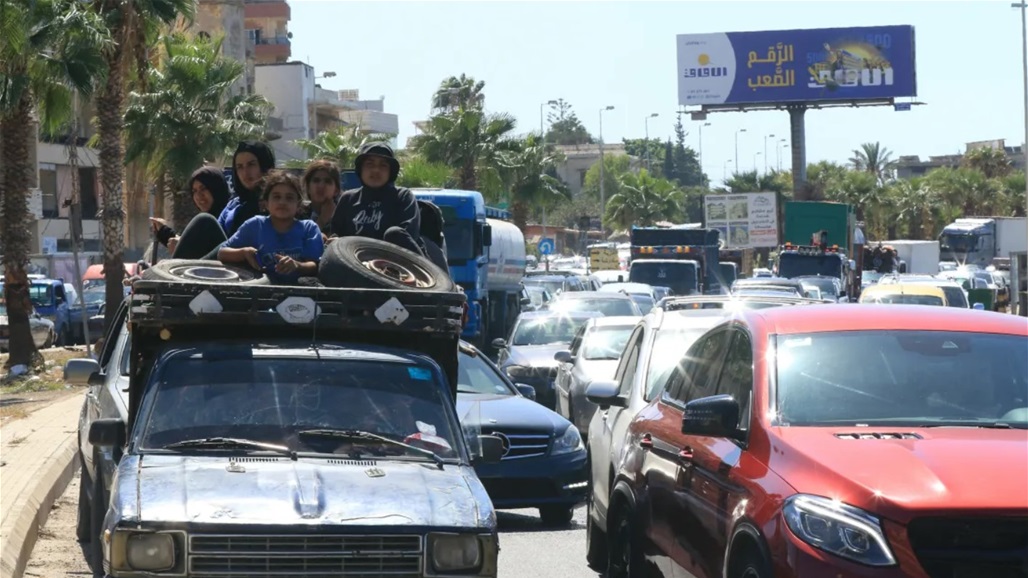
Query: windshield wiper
162,437,296,457
297,429,444,469
922,421,1024,430
457,387,487,395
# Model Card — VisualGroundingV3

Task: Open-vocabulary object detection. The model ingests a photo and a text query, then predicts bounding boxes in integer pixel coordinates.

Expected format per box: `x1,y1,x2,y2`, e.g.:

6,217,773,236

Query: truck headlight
428,533,482,572
783,494,896,566
111,530,177,573
551,426,584,455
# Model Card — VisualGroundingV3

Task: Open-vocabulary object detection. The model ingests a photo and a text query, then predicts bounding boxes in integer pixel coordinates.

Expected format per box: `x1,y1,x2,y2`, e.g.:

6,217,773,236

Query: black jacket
330,142,420,241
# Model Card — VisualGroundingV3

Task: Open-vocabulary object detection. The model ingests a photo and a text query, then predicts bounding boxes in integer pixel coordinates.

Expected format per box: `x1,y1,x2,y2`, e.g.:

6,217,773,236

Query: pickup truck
1,278,75,345
66,242,506,578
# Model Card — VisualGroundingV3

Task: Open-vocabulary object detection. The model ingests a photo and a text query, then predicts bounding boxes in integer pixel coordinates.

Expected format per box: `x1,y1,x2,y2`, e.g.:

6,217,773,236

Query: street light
698,122,711,178
778,138,789,172
311,71,337,139
723,159,733,183
763,133,776,174
735,128,747,169
540,99,559,252
598,105,615,240
644,113,659,170
1015,1,1028,203
754,151,762,173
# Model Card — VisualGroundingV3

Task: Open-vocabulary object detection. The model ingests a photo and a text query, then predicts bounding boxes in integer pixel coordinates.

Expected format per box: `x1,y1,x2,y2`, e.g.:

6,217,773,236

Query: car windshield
82,289,105,305
512,316,590,346
775,331,1028,428
863,292,944,306
551,298,638,317
630,262,698,295
457,350,513,395
524,279,566,295
631,294,655,314
582,326,635,360
139,355,461,460
939,233,978,253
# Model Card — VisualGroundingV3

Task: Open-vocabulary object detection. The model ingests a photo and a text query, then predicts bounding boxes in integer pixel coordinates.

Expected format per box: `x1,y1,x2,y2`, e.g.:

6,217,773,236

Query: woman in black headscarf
149,166,230,256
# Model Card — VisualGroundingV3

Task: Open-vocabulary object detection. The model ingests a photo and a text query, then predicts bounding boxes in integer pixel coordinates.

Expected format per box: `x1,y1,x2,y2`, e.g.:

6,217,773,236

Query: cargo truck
938,217,1028,270
628,227,722,295
778,201,859,299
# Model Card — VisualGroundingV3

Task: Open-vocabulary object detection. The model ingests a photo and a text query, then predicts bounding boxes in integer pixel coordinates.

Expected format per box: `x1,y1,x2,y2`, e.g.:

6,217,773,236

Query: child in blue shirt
219,171,324,284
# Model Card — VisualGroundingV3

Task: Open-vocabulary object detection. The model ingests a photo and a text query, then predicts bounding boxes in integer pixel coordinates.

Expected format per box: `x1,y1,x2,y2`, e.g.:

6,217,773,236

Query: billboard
704,193,779,249
677,26,916,106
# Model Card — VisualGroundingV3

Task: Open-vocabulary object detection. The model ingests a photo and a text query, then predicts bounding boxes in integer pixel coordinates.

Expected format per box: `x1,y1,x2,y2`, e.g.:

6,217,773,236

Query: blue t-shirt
225,216,324,284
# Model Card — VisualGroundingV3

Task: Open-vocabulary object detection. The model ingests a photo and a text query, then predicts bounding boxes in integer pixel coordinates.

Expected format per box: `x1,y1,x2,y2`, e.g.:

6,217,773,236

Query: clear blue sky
291,1,1026,184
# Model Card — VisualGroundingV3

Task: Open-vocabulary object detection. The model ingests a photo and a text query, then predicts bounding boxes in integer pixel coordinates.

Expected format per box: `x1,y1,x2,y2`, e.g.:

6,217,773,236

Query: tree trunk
1,92,41,368
459,161,476,191
98,48,127,333
510,201,528,233
170,172,197,232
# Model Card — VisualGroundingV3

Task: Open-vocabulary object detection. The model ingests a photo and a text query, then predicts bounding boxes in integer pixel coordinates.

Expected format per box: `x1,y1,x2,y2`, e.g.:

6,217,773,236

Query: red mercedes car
592,305,1027,578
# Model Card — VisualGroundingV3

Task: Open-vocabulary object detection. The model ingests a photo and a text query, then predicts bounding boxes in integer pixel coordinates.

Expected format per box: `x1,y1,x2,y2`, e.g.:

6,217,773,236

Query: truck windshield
939,233,979,253
778,253,842,279
443,213,476,262
630,262,698,295
139,356,461,461
28,284,52,309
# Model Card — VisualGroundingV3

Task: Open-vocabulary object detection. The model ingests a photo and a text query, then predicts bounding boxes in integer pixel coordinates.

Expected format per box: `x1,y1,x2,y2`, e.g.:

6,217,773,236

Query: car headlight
552,425,584,455
110,530,177,573
428,532,482,573
783,494,896,566
504,365,532,379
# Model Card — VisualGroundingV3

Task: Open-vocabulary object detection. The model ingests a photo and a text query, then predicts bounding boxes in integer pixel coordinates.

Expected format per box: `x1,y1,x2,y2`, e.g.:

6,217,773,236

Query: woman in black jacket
149,166,230,257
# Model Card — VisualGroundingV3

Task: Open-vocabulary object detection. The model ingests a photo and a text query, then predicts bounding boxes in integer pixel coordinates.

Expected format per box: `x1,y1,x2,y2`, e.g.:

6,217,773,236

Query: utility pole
598,105,614,240
764,133,775,174
540,99,557,271
1016,1,1028,204
735,128,746,170
698,121,711,177
644,112,658,171
67,92,90,357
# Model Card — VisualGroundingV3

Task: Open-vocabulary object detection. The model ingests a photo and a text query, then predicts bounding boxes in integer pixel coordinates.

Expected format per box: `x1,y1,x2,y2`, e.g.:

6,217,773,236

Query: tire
55,326,67,347
88,469,106,576
75,458,91,543
319,237,457,292
539,505,575,527
142,259,269,285
729,548,772,578
585,499,608,570
42,330,54,350
607,503,645,578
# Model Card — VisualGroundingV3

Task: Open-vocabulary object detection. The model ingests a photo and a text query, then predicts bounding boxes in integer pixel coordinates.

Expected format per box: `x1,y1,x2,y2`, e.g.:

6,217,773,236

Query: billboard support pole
788,105,807,200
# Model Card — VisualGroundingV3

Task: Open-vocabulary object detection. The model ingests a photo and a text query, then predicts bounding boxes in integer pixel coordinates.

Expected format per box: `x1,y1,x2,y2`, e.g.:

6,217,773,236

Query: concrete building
896,138,1027,179
553,143,633,197
193,0,252,94
244,0,291,65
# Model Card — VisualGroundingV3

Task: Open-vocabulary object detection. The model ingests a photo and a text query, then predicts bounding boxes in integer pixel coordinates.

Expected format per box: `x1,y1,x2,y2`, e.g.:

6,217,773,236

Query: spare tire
320,237,458,292
142,259,270,285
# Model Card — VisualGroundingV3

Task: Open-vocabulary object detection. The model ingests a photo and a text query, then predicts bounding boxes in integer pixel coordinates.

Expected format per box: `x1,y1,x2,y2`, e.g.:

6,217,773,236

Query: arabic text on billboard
704,193,779,249
589,247,620,271
677,25,916,106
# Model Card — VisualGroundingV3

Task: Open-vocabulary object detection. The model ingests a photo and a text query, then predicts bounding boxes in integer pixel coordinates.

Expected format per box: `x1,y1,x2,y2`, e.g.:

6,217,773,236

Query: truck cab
776,239,856,301
628,227,722,295
0,278,74,345
939,218,996,268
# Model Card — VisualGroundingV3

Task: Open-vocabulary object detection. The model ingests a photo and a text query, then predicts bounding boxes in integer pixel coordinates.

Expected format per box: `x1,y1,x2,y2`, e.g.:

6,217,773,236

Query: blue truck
628,226,722,295
412,190,526,348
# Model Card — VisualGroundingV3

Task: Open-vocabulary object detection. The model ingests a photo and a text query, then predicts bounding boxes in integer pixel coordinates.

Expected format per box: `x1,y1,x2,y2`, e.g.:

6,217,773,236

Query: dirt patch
0,347,89,425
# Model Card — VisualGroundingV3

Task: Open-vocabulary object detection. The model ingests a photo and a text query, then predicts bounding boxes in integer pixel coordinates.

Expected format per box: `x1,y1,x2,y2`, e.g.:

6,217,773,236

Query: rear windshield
512,316,591,346
551,298,638,317
939,286,968,308
775,331,1028,428
862,293,944,306
582,326,635,360
630,262,698,295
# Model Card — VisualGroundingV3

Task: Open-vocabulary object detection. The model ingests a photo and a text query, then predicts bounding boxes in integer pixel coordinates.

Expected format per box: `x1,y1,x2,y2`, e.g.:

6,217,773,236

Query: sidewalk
0,393,84,578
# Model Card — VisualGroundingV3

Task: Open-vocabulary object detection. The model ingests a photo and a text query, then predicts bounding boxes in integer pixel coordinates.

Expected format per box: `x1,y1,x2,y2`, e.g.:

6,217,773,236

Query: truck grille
188,534,423,577
481,428,550,460
907,517,1028,578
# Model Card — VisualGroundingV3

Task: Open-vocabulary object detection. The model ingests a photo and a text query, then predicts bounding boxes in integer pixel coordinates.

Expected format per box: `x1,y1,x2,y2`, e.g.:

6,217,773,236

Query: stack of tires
141,237,458,293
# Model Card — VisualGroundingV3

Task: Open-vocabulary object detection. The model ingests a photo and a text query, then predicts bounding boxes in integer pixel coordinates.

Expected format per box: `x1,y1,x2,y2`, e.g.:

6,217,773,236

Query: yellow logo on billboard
697,53,711,66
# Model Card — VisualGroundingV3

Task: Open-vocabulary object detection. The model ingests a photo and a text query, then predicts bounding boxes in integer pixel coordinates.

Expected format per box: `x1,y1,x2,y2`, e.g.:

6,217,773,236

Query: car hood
457,394,567,432
114,454,494,529
507,344,567,368
770,427,1028,522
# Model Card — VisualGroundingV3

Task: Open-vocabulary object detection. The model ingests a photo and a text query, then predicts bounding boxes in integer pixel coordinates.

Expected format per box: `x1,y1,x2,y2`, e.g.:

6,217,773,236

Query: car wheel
585,499,607,570
142,259,269,285
607,504,645,578
88,469,107,576
319,237,457,292
538,505,574,527
55,326,67,347
42,329,54,350
75,457,91,543
729,548,772,578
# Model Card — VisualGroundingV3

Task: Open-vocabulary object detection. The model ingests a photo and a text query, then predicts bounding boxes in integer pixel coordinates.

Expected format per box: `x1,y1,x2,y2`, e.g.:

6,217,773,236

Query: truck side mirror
482,223,492,247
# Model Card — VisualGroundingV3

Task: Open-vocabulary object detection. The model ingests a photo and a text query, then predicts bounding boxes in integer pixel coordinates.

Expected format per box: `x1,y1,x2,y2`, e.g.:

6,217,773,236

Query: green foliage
289,123,396,170
604,169,684,230
394,154,455,189
545,98,593,145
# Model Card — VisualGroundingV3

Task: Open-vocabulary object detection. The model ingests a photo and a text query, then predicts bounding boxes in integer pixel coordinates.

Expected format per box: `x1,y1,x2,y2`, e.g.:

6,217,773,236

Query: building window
79,168,98,219
39,163,58,218
579,170,588,188
246,28,261,44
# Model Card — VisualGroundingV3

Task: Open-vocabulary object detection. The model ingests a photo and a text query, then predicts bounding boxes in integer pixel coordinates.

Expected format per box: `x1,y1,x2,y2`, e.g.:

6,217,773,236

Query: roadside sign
537,238,555,256
589,247,620,271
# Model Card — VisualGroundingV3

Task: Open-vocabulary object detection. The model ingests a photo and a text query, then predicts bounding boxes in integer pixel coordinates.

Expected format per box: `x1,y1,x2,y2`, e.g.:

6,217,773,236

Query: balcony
253,35,290,61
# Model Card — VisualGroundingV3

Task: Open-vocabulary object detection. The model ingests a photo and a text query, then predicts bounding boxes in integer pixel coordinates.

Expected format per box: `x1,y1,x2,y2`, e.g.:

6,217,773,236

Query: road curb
0,423,78,578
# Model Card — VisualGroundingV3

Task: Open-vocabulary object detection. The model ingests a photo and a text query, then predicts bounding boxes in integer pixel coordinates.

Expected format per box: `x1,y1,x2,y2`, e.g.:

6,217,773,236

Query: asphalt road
27,470,603,578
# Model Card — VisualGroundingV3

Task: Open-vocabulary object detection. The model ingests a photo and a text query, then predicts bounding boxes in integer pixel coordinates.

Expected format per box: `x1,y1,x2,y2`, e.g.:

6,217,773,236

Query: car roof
586,315,642,328
553,290,632,301
733,277,803,287
861,283,945,297
745,304,1028,336
659,309,733,329
598,282,653,294
517,310,601,320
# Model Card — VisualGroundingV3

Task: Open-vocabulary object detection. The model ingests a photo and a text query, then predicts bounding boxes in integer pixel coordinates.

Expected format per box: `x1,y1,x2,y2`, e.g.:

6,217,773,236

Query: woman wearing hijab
163,141,276,260
149,166,230,256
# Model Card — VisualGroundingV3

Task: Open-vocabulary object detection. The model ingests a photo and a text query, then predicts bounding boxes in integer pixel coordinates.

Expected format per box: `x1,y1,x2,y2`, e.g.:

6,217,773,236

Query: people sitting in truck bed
303,159,343,240
218,171,324,284
330,142,425,256
149,165,231,258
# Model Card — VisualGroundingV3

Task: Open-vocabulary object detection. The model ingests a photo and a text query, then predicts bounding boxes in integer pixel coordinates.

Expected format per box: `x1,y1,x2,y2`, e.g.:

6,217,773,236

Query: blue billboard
677,26,916,106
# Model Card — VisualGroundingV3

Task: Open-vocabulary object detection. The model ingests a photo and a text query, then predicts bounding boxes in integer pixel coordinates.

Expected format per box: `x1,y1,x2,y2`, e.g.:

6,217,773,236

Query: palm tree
849,142,895,185
123,33,271,230
891,177,941,239
431,74,485,111
502,135,569,231
287,123,395,171
0,0,109,368
962,146,1013,179
91,0,195,330
604,170,684,230
394,154,455,189
410,108,518,192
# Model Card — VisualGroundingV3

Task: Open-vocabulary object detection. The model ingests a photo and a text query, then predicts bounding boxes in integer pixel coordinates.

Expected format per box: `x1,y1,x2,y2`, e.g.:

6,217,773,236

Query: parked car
520,284,553,312
595,304,1027,578
0,301,56,351
878,274,970,308
457,341,588,526
795,275,844,302
522,274,587,296
553,316,641,437
493,311,601,410
859,283,948,306
545,291,643,317
1,278,75,345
